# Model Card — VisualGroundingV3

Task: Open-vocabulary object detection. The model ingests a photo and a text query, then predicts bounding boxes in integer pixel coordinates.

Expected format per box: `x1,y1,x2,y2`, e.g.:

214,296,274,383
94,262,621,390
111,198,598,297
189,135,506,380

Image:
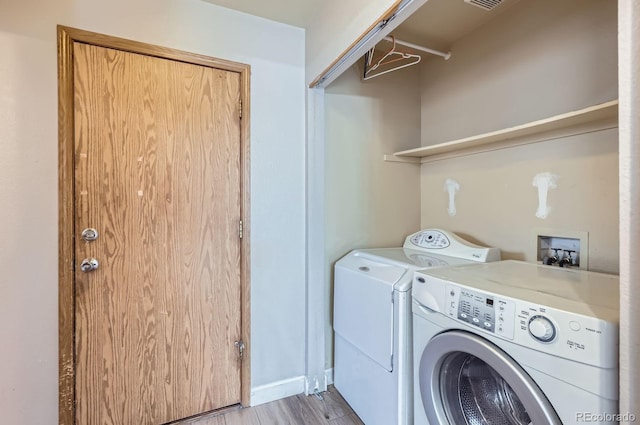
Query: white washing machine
412,260,620,425
333,229,501,425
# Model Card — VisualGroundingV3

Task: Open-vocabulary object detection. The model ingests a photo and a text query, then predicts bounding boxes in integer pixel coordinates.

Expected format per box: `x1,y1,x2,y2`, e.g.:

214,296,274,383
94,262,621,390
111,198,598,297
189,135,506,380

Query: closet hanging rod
383,37,451,60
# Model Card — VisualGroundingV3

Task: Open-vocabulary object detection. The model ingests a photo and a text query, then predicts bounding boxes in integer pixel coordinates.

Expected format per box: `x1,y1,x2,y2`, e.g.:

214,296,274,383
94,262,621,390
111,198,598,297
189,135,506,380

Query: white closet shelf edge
385,100,619,161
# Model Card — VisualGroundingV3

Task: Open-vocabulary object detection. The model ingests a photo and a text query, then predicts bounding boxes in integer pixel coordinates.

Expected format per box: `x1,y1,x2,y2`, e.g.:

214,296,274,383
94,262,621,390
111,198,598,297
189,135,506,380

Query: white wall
418,0,619,274
420,131,619,272
0,0,305,422
419,0,617,146
324,64,421,367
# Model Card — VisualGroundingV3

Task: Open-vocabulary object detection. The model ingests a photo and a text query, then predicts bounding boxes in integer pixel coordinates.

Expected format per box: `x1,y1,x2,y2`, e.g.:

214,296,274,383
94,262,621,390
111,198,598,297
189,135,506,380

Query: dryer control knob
528,315,556,342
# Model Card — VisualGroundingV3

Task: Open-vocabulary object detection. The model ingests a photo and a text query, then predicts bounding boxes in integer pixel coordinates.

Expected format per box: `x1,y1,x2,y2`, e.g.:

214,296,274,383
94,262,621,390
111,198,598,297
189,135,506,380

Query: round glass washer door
419,331,562,425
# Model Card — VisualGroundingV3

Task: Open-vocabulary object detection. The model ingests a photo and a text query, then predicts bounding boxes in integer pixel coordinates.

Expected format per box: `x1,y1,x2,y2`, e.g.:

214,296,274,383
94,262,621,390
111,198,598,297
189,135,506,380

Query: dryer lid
358,247,475,269
339,252,408,286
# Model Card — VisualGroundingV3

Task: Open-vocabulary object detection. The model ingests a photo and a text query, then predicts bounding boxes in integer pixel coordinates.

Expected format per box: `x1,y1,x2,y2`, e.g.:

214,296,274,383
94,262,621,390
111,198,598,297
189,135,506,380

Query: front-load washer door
419,331,562,425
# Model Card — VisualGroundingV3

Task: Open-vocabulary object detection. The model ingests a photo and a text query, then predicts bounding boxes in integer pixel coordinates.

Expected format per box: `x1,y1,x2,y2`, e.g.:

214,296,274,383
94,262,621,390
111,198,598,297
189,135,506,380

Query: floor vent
464,0,503,11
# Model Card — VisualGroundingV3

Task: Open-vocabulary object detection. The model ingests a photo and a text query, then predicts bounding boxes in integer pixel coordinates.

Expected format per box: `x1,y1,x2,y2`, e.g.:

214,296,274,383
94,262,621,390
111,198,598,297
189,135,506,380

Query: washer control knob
528,315,556,342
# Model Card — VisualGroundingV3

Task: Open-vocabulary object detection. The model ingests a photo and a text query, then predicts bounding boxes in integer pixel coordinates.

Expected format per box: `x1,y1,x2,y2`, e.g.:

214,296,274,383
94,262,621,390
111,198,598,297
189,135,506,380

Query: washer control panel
528,315,557,342
446,285,516,340
413,271,619,367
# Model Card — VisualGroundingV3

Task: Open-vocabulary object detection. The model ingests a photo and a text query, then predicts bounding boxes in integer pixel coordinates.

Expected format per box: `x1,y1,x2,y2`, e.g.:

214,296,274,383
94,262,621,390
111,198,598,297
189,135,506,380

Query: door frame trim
57,25,252,425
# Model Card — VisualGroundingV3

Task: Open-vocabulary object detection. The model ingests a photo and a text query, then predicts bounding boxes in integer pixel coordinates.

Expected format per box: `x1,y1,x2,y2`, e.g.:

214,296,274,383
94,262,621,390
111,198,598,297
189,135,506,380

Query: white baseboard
250,376,305,406
250,368,334,407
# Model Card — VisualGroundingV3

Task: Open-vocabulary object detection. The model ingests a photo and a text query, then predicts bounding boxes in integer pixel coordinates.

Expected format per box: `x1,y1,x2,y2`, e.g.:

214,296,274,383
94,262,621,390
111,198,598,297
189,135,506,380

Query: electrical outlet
532,228,589,269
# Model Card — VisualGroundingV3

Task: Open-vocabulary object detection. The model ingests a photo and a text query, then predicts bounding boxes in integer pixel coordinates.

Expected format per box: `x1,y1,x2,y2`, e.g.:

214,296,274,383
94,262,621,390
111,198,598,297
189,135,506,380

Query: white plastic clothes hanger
364,36,422,80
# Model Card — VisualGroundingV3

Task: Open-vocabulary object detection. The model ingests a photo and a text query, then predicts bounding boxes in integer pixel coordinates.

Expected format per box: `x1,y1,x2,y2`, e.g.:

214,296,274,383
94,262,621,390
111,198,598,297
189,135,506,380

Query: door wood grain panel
73,41,242,425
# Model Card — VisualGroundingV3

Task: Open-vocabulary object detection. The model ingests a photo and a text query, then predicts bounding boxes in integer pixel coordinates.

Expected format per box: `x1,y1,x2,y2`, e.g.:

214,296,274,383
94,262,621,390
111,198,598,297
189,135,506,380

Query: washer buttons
569,321,581,331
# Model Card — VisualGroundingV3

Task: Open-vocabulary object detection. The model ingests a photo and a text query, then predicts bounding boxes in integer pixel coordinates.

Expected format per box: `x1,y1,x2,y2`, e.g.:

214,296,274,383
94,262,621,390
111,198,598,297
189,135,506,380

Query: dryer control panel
446,285,516,340
403,229,501,263
409,230,451,249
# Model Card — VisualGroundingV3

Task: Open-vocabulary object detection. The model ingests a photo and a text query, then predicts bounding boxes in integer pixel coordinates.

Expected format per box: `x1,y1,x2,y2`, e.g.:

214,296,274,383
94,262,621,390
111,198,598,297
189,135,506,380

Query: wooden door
72,41,242,425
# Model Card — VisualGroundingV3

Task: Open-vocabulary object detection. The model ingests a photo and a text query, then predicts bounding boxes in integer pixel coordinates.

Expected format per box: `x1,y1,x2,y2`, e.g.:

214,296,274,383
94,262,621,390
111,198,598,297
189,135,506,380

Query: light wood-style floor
174,386,364,425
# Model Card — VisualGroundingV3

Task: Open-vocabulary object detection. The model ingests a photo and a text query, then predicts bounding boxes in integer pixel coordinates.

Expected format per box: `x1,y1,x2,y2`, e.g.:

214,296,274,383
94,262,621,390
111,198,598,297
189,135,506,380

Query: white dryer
412,260,620,425
333,229,500,425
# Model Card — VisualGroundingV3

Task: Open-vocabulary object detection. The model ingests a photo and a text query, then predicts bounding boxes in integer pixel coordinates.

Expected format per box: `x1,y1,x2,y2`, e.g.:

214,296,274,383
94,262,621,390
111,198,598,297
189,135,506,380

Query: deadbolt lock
81,228,99,241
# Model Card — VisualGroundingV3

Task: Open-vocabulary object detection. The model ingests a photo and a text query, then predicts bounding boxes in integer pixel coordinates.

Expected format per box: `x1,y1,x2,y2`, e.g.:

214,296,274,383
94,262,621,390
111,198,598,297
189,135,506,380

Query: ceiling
392,0,521,52
200,0,522,56
200,0,318,28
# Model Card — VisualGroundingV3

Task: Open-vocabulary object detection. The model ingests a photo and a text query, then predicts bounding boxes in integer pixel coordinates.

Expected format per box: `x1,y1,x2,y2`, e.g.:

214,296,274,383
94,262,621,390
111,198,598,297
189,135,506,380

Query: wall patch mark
532,172,558,219
444,179,460,217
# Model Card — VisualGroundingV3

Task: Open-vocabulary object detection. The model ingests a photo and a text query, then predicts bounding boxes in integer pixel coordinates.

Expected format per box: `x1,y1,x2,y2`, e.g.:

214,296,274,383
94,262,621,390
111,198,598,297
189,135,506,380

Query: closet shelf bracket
383,155,422,164
382,37,451,60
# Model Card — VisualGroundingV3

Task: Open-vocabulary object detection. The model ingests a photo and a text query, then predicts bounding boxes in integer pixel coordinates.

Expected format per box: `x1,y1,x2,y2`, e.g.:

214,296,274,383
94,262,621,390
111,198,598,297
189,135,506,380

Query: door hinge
239,99,243,119
239,219,243,239
234,340,245,360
